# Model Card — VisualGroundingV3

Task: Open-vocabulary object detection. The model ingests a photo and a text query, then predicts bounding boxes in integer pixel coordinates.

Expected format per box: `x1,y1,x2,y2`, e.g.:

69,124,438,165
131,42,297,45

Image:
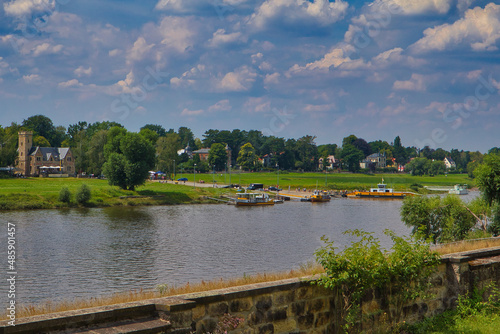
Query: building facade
17,131,75,176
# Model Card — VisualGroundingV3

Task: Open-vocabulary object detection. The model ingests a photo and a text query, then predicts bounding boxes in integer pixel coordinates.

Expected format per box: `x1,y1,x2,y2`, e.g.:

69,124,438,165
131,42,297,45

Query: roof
367,153,386,159
193,148,210,154
29,147,71,161
444,156,455,163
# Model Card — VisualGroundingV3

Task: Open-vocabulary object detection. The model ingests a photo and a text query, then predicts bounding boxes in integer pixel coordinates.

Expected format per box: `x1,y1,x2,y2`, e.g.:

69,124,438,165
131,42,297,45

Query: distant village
0,115,491,178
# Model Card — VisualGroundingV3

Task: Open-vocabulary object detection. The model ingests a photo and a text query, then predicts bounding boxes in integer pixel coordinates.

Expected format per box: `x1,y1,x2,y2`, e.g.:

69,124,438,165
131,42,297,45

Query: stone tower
18,131,33,176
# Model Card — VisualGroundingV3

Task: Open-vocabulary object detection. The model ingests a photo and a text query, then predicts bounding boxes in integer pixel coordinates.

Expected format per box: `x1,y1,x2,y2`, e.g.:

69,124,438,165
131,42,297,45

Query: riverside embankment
2,246,500,333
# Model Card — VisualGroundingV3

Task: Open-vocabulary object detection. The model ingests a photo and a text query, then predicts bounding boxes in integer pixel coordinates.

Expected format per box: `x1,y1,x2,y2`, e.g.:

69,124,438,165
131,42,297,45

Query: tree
102,132,155,190
342,134,357,148
208,143,227,171
401,195,478,243
237,143,258,170
429,160,446,176
474,154,500,206
22,115,57,146
178,127,195,148
33,135,50,147
340,144,364,173
75,184,91,205
393,136,407,165
156,133,182,176
353,138,371,157
141,124,167,137
139,128,159,146
87,130,108,175
405,157,431,176
295,135,318,171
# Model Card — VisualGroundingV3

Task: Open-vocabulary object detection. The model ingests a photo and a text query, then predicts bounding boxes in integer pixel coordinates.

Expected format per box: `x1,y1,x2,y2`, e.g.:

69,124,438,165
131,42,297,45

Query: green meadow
0,172,473,210
190,171,473,191
0,177,227,210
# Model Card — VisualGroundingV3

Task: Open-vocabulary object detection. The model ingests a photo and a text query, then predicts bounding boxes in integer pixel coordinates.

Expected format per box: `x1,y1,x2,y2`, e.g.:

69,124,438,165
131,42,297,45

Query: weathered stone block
230,297,253,313
314,311,331,327
296,286,313,300
306,298,326,313
170,310,193,328
192,305,205,320
297,313,314,330
273,290,295,306
255,296,273,311
258,323,274,334
291,301,306,316
265,307,288,322
273,318,297,333
207,302,228,317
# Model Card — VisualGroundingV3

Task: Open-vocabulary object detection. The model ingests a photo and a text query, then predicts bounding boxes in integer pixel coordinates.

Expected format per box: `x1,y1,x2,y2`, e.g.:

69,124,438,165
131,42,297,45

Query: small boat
449,184,468,195
235,192,275,206
310,190,331,202
347,179,413,199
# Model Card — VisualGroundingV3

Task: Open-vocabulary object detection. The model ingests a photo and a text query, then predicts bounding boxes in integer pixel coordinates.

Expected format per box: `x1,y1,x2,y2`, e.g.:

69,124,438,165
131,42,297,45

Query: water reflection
0,196,437,306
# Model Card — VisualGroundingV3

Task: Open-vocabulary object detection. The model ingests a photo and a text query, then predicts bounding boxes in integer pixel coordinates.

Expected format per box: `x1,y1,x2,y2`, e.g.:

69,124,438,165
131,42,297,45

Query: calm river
0,194,476,307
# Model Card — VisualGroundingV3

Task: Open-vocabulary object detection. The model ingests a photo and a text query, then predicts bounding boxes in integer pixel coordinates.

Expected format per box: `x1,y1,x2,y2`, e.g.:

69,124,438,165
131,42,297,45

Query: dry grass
433,237,500,255
6,262,324,320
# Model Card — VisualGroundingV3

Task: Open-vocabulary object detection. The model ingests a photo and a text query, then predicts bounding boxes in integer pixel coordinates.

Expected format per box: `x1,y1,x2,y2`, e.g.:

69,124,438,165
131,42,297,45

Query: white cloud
372,47,426,68
287,44,369,76
244,97,272,113
170,64,205,88
181,108,204,116
207,29,244,48
216,66,257,92
155,0,247,13
58,79,83,88
22,74,41,84
264,72,280,86
208,99,232,112
373,0,452,15
126,37,155,64
31,42,63,56
249,0,349,29
74,66,92,77
3,0,54,17
411,3,500,53
393,73,427,92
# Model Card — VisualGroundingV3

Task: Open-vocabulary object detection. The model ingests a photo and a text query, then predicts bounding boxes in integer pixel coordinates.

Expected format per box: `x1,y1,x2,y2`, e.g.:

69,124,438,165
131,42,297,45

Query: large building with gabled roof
16,131,75,176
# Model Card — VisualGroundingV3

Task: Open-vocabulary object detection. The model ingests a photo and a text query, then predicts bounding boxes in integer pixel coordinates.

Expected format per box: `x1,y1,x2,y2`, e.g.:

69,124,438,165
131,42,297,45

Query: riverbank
0,178,231,210
0,172,473,210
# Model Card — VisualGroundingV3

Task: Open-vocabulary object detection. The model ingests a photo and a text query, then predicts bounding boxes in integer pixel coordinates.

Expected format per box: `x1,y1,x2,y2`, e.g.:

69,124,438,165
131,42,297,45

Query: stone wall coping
440,246,500,264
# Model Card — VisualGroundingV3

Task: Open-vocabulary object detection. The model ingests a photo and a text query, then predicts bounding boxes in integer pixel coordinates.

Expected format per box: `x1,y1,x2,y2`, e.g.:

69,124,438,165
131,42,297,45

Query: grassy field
188,171,474,191
0,171,473,210
0,177,229,210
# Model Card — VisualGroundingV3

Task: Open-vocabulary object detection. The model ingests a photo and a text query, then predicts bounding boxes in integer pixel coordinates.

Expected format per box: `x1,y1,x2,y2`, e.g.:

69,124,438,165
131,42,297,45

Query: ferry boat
310,190,331,202
235,192,275,206
449,184,468,195
347,179,413,199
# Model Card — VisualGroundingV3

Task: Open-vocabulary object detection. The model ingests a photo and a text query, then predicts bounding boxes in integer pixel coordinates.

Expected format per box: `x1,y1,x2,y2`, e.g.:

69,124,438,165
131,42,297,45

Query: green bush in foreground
58,187,72,203
75,184,91,204
314,229,440,333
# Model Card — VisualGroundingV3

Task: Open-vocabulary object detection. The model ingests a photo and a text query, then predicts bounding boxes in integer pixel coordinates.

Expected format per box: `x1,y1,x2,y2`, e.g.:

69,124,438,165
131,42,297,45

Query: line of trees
0,115,496,181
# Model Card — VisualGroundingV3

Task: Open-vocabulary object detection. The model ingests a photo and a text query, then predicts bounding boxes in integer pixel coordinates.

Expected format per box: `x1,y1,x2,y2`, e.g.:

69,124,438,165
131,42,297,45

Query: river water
0,194,477,307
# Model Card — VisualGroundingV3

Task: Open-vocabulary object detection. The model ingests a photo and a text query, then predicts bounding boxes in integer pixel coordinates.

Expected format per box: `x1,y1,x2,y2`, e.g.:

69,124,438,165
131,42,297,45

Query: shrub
314,229,440,332
75,184,91,204
58,187,72,203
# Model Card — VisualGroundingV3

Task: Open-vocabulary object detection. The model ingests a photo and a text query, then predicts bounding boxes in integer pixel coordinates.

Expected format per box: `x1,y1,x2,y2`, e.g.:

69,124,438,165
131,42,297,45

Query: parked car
268,186,282,191
177,177,188,181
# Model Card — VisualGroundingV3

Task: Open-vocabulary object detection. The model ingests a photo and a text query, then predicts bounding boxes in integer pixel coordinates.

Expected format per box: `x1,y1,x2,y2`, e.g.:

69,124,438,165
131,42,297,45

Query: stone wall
1,246,500,334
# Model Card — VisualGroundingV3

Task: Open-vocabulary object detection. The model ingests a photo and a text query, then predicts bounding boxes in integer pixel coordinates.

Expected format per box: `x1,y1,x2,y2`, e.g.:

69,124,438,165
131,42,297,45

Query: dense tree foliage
0,114,493,180
401,195,491,243
102,132,155,190
237,143,258,171
208,143,228,171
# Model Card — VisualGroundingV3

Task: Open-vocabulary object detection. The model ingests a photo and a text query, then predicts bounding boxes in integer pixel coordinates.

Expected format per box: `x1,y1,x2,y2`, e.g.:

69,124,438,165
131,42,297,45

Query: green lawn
184,171,473,191
0,177,229,210
0,171,474,210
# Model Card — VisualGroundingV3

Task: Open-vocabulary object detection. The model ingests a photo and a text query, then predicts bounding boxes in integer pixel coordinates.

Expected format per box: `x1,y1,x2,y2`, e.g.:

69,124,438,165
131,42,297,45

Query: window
67,157,71,162
67,166,72,171
37,157,41,162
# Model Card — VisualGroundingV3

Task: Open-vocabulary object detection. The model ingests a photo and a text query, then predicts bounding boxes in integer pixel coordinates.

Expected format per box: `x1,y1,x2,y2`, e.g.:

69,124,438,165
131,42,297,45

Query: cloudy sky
0,0,499,152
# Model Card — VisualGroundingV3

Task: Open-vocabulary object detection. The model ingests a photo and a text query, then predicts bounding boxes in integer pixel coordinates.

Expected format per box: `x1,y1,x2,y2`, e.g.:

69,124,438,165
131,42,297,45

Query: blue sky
0,0,499,152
